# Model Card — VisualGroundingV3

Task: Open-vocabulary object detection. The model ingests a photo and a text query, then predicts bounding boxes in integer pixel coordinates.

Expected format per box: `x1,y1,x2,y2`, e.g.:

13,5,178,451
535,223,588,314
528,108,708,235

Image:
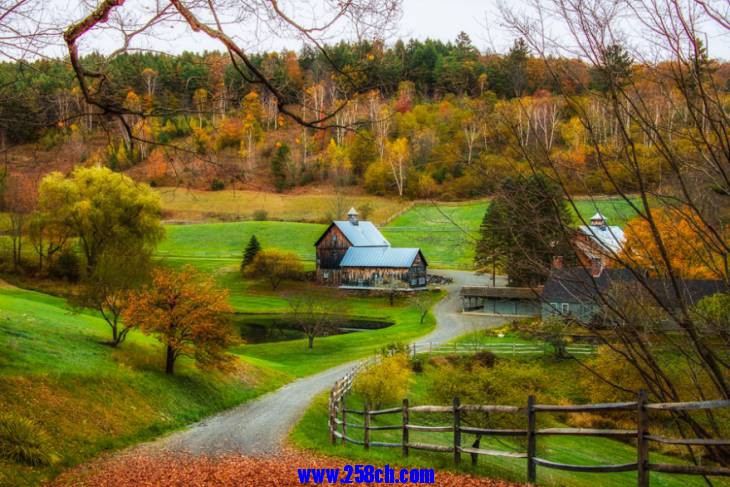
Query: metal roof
333,220,390,247
340,247,421,268
460,286,543,300
578,224,625,254
542,267,727,306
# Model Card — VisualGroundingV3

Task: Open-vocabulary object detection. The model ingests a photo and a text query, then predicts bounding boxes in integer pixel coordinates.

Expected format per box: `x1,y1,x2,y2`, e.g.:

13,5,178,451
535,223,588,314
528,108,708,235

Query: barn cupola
590,212,607,229
347,207,359,225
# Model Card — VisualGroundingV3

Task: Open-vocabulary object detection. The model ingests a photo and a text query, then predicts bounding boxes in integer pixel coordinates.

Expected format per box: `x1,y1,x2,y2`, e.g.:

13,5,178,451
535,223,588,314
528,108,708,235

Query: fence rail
409,341,597,357
328,366,730,486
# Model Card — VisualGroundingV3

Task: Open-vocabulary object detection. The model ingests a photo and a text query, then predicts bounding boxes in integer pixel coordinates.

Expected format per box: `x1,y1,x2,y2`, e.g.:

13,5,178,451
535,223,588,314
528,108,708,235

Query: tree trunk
308,334,315,349
165,345,176,374
111,324,119,347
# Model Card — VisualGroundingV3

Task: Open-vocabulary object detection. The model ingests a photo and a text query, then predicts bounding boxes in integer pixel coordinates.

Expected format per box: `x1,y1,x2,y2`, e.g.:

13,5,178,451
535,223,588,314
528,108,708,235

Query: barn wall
316,225,351,274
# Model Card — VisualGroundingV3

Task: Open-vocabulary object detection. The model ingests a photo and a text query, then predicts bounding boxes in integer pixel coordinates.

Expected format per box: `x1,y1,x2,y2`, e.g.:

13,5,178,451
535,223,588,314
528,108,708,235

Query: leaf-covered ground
52,450,522,486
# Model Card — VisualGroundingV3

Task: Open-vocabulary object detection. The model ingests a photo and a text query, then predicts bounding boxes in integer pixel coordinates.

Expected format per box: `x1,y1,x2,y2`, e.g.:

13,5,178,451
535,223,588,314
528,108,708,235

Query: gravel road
142,270,507,457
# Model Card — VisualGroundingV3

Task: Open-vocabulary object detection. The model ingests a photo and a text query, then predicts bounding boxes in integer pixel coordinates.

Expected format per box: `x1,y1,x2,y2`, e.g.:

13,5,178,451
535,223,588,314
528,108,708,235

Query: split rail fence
409,342,596,357
328,362,730,486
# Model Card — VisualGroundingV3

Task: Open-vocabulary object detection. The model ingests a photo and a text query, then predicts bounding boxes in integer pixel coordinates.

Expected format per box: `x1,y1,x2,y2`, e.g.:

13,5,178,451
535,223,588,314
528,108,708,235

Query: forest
3,34,728,199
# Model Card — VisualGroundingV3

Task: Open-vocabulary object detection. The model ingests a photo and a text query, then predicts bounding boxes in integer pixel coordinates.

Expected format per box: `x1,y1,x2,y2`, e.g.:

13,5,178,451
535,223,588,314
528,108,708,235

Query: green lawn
0,283,290,486
158,221,326,267
381,197,644,269
155,196,645,272
291,358,725,487
236,292,441,377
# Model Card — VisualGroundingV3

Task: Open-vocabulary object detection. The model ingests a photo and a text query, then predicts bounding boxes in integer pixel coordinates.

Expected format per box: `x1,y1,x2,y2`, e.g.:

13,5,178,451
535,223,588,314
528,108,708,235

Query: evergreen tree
474,200,507,286
476,174,573,287
241,234,262,270
270,143,290,192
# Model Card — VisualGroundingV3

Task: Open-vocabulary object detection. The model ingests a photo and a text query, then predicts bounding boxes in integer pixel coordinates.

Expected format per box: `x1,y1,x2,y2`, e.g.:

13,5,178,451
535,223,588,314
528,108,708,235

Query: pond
232,313,394,343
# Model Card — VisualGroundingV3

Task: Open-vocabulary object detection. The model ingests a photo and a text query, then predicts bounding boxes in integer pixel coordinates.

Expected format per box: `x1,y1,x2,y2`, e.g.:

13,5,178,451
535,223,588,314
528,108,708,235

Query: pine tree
241,235,262,271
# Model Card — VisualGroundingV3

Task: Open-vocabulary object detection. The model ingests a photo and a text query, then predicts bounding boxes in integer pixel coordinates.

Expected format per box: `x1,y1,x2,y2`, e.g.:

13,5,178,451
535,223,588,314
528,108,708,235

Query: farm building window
419,277,426,285
323,271,330,280
550,303,558,312
411,279,417,286
561,303,570,314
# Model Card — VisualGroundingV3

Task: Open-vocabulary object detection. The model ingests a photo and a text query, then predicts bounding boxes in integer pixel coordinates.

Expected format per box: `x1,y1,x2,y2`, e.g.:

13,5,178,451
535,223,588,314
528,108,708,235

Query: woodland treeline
1,34,730,198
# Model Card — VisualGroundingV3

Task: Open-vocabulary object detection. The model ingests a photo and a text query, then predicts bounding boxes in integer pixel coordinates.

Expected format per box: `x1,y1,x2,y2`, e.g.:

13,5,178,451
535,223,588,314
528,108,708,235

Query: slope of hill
0,284,289,486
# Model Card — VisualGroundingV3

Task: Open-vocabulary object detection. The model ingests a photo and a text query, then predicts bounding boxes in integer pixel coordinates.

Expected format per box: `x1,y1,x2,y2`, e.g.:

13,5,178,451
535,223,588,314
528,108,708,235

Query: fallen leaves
51,449,523,486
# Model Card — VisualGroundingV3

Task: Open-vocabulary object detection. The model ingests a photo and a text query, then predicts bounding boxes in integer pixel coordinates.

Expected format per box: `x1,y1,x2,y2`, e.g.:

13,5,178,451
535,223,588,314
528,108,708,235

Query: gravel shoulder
138,270,507,456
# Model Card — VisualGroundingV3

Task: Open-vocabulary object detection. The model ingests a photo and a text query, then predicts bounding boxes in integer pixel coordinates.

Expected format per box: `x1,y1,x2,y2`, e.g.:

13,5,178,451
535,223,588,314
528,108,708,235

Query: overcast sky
38,0,730,61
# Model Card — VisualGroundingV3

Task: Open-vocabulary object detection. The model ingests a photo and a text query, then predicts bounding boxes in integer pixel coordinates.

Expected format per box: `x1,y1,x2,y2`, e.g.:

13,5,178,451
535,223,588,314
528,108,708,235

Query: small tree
241,235,262,271
73,246,152,347
287,294,342,349
410,291,433,324
386,278,409,306
123,266,236,374
353,354,412,409
244,249,303,290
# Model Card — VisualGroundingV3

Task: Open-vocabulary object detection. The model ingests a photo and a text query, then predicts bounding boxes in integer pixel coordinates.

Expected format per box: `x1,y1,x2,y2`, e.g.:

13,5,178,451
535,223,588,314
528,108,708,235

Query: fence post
412,342,416,358
328,390,335,445
637,389,649,487
453,397,461,465
527,395,537,484
341,397,347,447
364,402,371,451
402,398,409,457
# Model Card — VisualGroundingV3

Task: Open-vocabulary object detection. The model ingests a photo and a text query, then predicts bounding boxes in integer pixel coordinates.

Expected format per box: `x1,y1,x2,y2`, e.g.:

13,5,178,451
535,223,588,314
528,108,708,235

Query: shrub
252,209,268,221
0,414,58,466
49,248,80,281
244,249,304,290
354,354,412,409
472,350,497,368
379,342,410,357
410,356,424,373
210,179,225,191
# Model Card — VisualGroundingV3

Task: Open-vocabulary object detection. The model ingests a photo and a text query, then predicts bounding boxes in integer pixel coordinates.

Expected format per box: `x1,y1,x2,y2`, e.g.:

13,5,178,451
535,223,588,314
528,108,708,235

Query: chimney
590,258,604,278
552,255,564,269
347,207,359,225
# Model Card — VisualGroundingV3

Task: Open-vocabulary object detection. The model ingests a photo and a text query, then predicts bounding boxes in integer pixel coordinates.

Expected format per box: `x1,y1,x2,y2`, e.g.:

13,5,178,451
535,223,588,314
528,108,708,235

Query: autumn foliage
621,208,722,280
52,450,521,486
123,266,237,374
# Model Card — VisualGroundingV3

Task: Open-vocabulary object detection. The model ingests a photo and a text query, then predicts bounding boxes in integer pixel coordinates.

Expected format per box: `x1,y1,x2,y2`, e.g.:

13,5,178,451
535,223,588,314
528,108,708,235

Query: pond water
232,313,394,343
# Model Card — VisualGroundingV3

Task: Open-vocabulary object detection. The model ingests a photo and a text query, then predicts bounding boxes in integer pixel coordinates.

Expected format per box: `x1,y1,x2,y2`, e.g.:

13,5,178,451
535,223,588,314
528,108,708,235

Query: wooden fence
328,370,730,485
409,342,597,357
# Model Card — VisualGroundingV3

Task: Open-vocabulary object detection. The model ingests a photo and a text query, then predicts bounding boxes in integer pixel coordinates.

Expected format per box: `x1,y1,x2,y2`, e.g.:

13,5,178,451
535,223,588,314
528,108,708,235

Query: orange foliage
123,266,237,374
621,208,721,279
53,450,522,486
146,148,167,180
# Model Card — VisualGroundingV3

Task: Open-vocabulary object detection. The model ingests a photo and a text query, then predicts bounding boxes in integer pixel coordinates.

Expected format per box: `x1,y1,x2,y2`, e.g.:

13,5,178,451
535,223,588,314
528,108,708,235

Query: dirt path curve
140,270,508,457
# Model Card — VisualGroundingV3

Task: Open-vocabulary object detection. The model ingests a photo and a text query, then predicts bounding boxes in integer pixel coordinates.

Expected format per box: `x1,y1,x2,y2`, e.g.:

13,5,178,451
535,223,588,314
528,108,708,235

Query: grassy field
291,357,722,487
0,283,290,486
156,187,407,224
236,291,442,377
381,197,645,269
157,221,326,268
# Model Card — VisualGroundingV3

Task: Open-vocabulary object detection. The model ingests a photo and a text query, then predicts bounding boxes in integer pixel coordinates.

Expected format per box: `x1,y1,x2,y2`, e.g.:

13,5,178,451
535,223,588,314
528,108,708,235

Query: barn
314,208,428,289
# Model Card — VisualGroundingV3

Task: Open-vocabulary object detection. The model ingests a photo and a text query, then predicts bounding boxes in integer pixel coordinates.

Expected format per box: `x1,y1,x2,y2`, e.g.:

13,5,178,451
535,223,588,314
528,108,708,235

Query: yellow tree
621,208,722,280
384,137,410,197
240,91,263,169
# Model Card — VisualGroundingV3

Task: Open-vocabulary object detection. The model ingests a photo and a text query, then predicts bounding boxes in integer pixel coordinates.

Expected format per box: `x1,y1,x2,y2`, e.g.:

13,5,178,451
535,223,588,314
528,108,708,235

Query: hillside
0,283,290,486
